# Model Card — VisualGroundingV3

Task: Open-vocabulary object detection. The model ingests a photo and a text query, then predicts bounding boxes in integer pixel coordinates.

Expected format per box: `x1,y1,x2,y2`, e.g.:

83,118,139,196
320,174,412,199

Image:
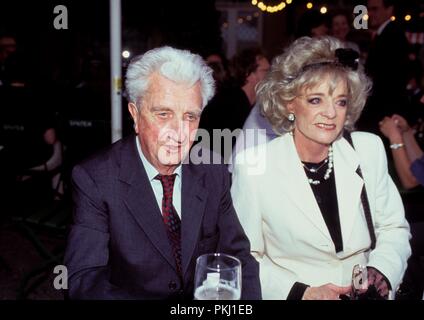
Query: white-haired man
64,46,261,300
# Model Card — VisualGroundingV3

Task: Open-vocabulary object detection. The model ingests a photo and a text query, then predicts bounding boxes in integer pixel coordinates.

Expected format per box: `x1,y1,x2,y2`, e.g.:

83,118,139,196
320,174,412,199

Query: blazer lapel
118,137,176,271
333,136,364,248
181,162,208,279
276,134,333,241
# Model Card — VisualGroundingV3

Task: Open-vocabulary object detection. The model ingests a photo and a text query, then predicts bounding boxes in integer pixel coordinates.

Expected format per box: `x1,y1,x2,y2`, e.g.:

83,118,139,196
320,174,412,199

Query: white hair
125,46,215,108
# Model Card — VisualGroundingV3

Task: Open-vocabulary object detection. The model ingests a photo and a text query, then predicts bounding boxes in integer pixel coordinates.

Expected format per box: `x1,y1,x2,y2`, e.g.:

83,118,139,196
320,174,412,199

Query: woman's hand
367,267,390,299
302,283,351,300
391,114,411,133
379,117,403,143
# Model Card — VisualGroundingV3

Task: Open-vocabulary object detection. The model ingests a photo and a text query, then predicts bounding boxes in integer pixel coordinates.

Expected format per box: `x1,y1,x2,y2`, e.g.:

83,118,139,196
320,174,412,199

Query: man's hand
302,283,351,300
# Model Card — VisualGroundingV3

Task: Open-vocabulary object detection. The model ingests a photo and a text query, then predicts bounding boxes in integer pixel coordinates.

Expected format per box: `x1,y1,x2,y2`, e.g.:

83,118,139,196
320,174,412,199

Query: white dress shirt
136,137,182,218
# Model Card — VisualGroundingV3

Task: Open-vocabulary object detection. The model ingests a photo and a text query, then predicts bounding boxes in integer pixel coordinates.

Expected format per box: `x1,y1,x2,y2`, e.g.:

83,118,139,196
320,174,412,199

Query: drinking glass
351,264,368,299
194,253,241,300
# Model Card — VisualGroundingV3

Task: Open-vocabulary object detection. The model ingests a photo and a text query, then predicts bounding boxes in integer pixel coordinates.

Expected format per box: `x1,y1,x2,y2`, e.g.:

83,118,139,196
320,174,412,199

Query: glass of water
194,253,241,300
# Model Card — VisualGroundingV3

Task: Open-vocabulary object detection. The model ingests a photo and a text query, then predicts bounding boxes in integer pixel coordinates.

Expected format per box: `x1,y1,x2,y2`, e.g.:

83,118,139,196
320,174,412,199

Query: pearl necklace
303,145,334,185
302,158,328,173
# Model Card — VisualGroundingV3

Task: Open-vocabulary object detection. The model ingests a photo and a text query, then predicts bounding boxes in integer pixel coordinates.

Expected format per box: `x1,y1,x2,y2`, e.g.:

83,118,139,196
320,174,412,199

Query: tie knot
155,174,177,189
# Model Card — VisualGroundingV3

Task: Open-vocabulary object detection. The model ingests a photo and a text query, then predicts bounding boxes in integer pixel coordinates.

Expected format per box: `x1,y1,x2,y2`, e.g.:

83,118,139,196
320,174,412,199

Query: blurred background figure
199,47,270,160
358,0,410,134
329,10,360,53
0,84,63,209
204,52,228,93
0,33,17,86
296,9,329,38
379,114,424,300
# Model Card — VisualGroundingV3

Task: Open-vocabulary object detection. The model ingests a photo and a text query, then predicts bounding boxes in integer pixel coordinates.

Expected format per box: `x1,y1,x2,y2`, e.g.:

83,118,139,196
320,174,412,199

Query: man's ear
128,102,139,133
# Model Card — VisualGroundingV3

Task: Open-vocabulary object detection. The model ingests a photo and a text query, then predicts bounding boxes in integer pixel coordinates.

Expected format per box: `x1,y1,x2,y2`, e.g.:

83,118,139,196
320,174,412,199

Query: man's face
128,73,203,175
368,0,393,29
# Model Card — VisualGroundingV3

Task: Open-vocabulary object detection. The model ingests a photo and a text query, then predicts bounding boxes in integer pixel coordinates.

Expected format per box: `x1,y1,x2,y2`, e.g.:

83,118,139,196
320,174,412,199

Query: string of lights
252,1,417,22
251,0,293,13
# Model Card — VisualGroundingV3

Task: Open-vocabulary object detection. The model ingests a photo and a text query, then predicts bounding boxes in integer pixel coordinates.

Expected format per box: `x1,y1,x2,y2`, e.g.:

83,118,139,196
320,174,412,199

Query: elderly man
64,46,261,300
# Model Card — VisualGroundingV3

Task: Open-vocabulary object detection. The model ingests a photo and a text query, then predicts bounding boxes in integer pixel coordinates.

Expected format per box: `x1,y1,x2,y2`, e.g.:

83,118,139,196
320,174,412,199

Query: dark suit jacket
359,21,410,132
64,135,261,300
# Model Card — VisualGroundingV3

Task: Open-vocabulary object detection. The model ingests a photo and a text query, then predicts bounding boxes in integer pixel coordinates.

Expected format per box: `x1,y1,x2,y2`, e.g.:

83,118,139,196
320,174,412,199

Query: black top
287,159,343,300
302,159,343,253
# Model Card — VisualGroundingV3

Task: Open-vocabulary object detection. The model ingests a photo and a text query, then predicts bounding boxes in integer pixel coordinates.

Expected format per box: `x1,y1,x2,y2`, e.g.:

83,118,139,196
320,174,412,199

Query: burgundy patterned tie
155,174,182,277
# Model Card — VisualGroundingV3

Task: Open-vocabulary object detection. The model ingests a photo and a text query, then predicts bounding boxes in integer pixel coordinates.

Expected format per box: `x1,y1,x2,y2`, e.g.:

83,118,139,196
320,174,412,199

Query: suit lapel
276,134,332,241
333,136,364,248
276,134,365,248
118,137,176,271
181,161,208,279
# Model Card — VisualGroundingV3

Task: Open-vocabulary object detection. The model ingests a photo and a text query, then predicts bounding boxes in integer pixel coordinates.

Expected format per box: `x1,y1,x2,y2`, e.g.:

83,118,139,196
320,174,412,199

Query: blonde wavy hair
257,36,372,134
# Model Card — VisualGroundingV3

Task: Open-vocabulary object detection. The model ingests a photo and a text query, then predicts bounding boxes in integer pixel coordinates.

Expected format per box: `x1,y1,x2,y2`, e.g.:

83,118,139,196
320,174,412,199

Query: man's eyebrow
186,110,202,116
150,106,174,112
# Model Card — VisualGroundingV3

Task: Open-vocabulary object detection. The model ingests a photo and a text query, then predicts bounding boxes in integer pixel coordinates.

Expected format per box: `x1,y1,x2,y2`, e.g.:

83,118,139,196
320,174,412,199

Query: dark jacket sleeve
64,165,132,299
216,164,262,300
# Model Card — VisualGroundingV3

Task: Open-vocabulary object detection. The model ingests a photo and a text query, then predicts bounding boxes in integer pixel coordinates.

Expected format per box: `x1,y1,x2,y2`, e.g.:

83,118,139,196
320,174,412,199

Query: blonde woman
231,36,411,300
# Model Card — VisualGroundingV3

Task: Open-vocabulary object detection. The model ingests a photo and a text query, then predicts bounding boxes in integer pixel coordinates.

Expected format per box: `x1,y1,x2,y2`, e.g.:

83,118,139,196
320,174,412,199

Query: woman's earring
288,113,295,122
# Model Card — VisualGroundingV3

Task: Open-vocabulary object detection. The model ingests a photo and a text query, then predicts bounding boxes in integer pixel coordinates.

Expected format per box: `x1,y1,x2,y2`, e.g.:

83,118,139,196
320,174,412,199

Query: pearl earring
288,113,295,122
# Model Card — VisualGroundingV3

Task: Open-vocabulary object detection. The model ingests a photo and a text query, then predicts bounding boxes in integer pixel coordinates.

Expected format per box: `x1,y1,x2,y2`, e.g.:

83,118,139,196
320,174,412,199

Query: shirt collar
135,136,181,181
377,19,391,36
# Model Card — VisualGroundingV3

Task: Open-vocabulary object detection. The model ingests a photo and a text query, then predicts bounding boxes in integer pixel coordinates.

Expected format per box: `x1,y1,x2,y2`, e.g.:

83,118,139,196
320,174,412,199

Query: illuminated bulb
286,0,292,4
306,2,313,9
363,14,369,21
122,50,130,59
390,16,396,21
320,6,327,14
251,0,258,5
405,14,411,21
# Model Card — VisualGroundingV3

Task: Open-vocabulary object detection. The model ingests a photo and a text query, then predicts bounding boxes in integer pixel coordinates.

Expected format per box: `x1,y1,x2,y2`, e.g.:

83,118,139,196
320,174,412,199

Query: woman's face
331,15,350,41
288,76,348,149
